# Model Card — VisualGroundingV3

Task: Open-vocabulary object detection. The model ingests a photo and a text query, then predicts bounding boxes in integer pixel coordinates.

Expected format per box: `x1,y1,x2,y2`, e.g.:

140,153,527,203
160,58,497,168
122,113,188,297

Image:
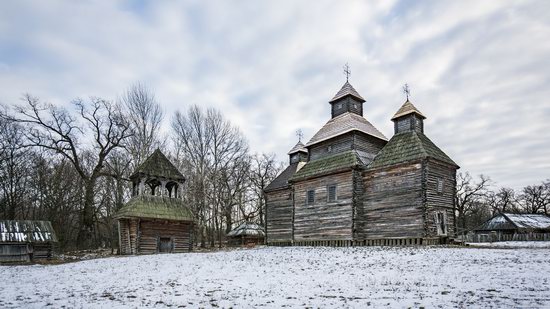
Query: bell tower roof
130,149,185,182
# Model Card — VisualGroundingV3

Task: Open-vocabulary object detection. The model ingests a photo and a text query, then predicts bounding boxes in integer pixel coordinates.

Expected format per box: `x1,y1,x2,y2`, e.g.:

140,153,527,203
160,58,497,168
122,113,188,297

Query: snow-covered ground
467,241,550,248
2,246,550,308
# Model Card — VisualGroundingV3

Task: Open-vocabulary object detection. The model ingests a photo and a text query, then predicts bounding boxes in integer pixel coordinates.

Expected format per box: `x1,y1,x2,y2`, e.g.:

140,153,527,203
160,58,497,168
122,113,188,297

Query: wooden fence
463,233,550,243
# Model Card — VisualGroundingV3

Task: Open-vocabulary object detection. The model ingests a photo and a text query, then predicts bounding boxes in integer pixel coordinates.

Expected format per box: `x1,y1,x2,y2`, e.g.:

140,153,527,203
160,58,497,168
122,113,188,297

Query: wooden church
265,76,459,246
115,149,194,254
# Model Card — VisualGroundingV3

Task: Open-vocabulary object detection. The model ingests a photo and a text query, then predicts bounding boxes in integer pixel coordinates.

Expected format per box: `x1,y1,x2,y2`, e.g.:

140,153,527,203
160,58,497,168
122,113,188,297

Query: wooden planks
361,162,425,239
266,188,294,243
293,171,354,241
118,218,192,254
424,159,457,237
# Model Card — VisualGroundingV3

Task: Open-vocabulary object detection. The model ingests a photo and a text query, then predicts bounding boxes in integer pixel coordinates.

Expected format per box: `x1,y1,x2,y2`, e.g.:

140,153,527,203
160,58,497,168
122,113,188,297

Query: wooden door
159,237,173,253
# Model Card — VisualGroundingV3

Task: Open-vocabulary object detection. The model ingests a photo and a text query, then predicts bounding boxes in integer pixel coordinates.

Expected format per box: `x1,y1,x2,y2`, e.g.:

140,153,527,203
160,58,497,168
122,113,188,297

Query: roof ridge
305,112,387,147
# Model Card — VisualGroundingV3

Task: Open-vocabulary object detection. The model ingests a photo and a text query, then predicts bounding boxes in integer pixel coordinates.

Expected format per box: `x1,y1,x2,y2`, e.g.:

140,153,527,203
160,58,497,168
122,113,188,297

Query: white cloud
1,0,549,189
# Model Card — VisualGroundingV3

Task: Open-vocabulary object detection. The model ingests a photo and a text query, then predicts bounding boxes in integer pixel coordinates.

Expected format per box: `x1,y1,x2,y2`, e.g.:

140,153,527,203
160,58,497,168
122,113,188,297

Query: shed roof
288,141,308,155
367,131,458,169
0,220,58,243
504,213,550,229
391,100,426,120
475,213,550,231
290,150,366,181
130,149,185,181
114,195,194,221
306,112,387,147
329,81,366,103
227,222,266,237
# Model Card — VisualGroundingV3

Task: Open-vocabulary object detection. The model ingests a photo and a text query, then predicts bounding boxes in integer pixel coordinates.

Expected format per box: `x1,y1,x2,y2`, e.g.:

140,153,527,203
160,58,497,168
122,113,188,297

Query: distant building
114,149,194,254
265,78,459,246
227,222,266,246
474,213,550,241
0,220,58,262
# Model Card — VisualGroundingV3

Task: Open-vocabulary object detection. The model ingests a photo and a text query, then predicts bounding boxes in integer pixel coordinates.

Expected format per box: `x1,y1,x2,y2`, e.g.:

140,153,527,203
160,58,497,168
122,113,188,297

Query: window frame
306,189,315,206
437,178,444,194
327,184,337,203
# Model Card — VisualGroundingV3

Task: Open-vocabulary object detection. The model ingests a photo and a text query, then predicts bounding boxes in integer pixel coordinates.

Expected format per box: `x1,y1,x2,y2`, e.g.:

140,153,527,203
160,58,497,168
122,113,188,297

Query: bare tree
249,153,283,227
5,94,132,249
0,118,32,219
455,172,491,234
171,105,249,248
172,105,212,247
120,82,164,168
486,187,518,215
519,183,549,214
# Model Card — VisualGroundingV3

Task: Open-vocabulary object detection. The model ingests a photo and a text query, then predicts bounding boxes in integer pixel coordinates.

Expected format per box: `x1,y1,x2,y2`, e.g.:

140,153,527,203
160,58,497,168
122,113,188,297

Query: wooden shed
0,220,58,263
474,213,550,242
227,222,266,246
114,149,194,255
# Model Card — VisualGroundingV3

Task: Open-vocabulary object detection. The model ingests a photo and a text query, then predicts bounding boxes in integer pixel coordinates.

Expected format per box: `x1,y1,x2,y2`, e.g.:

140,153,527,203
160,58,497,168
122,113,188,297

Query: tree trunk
77,178,96,249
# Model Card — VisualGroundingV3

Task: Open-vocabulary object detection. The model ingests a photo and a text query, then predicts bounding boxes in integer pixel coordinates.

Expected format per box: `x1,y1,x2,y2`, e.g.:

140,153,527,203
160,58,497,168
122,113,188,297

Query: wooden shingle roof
227,222,265,237
290,150,366,181
367,131,458,169
475,213,550,232
265,162,305,192
288,141,308,155
329,81,366,103
130,149,185,181
306,112,387,147
114,195,194,221
391,100,426,120
0,220,58,243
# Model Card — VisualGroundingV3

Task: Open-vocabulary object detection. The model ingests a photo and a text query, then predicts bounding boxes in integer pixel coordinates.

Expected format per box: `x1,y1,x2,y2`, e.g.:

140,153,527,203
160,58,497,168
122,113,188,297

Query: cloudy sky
1,1,549,189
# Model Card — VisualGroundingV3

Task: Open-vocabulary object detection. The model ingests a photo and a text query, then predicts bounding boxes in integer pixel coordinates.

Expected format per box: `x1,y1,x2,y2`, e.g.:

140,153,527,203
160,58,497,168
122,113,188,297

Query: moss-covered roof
130,149,185,181
367,131,458,169
114,195,194,221
290,151,363,181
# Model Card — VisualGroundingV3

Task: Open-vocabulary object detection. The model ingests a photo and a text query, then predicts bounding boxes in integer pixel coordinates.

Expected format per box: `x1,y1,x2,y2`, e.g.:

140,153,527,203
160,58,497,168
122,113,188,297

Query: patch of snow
1,246,550,308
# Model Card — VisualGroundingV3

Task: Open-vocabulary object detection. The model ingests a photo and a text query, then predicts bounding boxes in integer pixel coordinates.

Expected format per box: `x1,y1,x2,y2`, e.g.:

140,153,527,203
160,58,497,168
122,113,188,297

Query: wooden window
306,190,315,205
327,185,337,202
434,212,447,236
437,178,444,193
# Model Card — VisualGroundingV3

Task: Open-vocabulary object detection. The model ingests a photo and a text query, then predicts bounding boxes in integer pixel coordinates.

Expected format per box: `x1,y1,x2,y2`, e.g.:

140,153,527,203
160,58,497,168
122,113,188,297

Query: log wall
309,133,353,161
352,132,386,156
138,220,193,254
293,171,354,241
362,162,425,239
424,160,457,238
266,188,294,244
118,218,192,254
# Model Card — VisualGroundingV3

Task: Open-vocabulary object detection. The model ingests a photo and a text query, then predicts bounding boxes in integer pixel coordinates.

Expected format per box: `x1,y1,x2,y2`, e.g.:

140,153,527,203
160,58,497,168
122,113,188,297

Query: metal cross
343,63,351,81
403,83,411,101
296,129,304,142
